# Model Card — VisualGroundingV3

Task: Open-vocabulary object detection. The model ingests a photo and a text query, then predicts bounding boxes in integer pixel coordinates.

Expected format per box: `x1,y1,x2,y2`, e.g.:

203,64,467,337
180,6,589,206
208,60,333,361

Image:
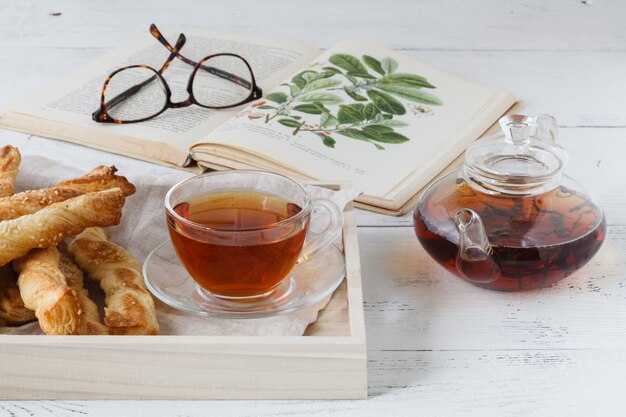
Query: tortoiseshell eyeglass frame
92,24,263,124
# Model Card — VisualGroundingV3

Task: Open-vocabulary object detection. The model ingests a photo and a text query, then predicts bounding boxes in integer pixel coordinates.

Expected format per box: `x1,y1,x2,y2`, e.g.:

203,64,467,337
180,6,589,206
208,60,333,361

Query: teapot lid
463,114,569,195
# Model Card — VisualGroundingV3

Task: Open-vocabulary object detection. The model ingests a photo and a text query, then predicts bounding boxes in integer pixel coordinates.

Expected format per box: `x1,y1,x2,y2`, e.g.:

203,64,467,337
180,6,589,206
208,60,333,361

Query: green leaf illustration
265,92,288,103
337,104,366,124
367,90,406,115
381,57,399,75
329,54,369,75
347,71,376,79
362,125,394,135
362,55,385,76
376,83,443,105
314,69,339,80
382,73,436,88
292,70,317,89
303,78,342,92
322,136,336,148
344,74,359,85
293,103,324,114
336,128,373,141
364,103,380,120
314,102,330,112
298,92,343,105
322,66,343,75
344,87,368,102
278,119,302,128
280,82,300,96
370,118,409,128
256,105,276,110
301,71,318,83
320,112,340,129
367,130,411,144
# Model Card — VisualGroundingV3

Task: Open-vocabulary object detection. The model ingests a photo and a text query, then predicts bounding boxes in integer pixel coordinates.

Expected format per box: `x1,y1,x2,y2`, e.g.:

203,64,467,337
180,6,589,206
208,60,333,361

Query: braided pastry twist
69,227,159,335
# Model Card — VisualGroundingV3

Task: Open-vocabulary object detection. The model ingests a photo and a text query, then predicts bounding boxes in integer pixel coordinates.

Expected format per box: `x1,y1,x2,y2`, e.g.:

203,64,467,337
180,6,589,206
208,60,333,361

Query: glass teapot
414,114,606,291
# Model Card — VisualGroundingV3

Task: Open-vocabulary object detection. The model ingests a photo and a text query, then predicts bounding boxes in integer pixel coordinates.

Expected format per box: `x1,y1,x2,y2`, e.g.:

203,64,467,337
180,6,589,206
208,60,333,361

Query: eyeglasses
92,24,262,124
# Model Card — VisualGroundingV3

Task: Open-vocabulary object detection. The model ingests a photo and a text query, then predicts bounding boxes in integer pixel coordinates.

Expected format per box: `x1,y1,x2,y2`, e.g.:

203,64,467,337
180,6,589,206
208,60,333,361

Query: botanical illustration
243,53,443,150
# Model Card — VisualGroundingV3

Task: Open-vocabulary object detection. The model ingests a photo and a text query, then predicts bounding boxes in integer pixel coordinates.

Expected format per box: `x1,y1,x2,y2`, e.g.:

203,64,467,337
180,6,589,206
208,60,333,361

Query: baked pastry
54,165,136,196
0,165,135,222
58,244,108,335
0,145,33,327
69,227,159,335
0,145,20,198
14,247,85,335
0,188,126,266
0,264,36,326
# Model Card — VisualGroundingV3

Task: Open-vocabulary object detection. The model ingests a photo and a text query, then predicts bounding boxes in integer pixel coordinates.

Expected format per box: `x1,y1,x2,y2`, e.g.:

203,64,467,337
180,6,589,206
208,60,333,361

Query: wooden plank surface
0,337,366,400
1,0,625,414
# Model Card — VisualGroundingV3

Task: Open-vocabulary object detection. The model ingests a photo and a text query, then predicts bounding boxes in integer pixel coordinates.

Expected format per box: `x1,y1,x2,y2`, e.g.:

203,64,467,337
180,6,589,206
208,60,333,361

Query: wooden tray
0,187,367,400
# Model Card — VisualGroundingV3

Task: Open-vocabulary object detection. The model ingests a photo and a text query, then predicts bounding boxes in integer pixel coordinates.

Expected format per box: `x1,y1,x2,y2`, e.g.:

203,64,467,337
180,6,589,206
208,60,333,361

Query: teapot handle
532,114,559,143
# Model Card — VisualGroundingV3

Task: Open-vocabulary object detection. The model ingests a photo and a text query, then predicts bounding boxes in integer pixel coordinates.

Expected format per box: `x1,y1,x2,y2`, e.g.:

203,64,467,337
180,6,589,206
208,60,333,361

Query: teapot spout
453,209,501,284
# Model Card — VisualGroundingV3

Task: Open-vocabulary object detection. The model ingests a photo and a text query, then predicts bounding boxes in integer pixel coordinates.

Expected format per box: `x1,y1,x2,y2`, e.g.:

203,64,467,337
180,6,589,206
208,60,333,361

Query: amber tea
167,190,307,298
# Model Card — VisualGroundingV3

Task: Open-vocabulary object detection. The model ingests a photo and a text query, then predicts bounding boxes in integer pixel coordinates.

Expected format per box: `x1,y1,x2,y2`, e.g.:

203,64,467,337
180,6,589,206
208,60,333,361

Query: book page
195,41,515,199
4,27,320,156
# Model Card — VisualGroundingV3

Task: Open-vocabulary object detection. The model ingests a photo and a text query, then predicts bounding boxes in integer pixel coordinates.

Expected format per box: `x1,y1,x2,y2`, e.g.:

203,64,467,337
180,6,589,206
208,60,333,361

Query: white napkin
0,153,360,336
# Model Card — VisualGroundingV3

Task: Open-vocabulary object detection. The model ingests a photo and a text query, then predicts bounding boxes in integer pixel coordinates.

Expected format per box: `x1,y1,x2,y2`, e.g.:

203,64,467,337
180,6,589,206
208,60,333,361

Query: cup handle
298,198,343,263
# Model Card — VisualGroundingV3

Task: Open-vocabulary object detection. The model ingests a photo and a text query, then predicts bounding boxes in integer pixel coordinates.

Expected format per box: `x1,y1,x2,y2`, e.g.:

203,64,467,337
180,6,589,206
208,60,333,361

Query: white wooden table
1,0,625,415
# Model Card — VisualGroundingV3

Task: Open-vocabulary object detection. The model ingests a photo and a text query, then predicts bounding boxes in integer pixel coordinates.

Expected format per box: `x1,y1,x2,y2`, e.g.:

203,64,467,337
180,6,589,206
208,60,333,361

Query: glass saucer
143,240,346,319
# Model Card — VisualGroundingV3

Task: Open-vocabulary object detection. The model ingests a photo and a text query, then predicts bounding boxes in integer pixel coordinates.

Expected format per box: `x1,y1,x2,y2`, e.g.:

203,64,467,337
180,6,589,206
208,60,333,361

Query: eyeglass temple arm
157,32,187,74
149,23,261,95
92,34,187,121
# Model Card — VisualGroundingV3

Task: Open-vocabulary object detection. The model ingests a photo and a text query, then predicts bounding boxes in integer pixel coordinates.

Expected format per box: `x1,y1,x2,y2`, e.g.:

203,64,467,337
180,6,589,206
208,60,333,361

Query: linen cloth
0,134,359,336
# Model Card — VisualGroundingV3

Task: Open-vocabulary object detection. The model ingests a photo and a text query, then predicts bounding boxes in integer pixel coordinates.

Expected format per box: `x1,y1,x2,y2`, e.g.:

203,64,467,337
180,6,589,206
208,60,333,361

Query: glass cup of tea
164,170,343,302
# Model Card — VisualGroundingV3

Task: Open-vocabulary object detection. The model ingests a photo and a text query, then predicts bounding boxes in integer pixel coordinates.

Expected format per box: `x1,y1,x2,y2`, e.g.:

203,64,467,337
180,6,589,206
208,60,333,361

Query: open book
0,27,515,215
